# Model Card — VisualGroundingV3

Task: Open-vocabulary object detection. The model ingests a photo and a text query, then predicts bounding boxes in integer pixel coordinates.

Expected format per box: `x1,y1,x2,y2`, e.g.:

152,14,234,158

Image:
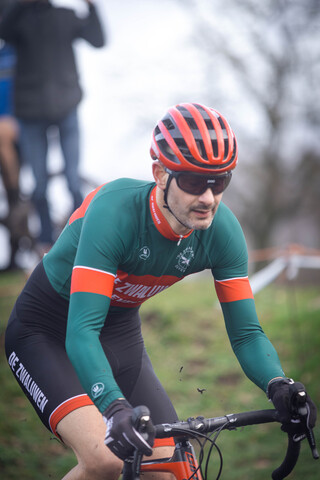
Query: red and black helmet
150,103,238,174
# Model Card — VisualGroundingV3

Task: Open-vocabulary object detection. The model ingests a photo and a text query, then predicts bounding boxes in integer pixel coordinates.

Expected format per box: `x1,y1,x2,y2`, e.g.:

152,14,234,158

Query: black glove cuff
103,398,132,418
266,377,294,400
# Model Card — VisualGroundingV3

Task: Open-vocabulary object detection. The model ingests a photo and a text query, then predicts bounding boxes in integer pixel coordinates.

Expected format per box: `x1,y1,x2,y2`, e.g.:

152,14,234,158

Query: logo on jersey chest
175,247,194,273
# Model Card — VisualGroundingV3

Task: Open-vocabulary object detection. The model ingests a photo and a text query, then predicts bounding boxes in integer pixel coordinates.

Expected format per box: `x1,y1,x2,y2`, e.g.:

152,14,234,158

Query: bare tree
176,0,320,249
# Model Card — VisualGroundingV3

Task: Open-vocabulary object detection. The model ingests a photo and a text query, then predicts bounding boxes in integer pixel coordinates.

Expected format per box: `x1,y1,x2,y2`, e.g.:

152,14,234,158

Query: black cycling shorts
5,262,178,437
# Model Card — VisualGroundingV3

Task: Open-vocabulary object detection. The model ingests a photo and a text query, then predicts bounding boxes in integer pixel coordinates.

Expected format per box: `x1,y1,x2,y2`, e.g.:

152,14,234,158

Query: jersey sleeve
211,204,285,391
65,193,131,412
221,299,285,391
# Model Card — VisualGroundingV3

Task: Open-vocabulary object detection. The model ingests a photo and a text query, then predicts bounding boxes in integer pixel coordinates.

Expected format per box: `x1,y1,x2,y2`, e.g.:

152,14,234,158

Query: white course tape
250,257,287,294
250,255,320,294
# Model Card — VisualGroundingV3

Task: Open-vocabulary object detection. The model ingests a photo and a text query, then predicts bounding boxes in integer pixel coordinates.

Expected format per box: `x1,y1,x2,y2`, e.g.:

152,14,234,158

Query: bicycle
122,387,318,480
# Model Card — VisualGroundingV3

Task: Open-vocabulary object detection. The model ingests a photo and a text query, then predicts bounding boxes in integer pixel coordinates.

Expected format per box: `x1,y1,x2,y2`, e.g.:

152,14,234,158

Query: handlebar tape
272,435,301,480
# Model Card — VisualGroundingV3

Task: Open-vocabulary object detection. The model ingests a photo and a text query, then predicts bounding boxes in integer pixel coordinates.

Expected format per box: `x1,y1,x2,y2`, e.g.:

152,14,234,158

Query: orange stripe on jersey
69,184,106,225
49,394,94,437
71,266,115,297
214,277,253,303
115,270,181,287
111,270,182,308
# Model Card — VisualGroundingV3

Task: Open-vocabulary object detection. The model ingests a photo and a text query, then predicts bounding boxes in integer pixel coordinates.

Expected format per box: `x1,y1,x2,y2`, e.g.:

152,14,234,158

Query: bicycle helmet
150,103,238,174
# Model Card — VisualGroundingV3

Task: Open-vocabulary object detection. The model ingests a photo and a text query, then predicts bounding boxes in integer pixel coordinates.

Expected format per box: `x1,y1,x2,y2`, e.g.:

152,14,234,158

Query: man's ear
152,162,168,191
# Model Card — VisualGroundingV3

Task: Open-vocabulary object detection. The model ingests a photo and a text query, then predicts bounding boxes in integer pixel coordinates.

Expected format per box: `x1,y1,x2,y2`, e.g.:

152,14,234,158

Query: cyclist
5,103,316,480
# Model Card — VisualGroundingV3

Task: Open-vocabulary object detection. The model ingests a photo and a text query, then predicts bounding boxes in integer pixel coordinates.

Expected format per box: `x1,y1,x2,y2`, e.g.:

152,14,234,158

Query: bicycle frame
139,439,202,480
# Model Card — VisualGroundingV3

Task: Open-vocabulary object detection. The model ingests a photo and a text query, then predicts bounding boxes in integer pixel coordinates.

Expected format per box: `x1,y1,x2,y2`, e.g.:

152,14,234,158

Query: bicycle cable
204,421,230,480
171,428,212,480
170,420,229,480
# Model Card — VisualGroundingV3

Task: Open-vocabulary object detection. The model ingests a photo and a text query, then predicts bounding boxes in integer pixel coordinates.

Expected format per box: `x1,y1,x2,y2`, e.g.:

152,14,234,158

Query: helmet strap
163,175,191,230
163,174,173,208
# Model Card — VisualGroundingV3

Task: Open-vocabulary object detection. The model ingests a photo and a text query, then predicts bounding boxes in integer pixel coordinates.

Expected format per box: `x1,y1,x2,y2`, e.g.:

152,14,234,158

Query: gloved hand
103,398,155,460
268,378,317,438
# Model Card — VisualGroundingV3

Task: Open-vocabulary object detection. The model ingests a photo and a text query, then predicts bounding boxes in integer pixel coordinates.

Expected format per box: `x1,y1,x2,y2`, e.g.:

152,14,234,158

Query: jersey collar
149,186,194,242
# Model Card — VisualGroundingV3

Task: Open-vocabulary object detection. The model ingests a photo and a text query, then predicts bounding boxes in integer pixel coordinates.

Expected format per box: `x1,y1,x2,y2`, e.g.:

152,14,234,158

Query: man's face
166,177,223,231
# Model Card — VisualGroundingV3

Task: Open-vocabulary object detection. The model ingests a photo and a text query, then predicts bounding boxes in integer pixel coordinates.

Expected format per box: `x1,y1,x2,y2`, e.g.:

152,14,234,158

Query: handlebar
154,408,278,437
129,405,318,480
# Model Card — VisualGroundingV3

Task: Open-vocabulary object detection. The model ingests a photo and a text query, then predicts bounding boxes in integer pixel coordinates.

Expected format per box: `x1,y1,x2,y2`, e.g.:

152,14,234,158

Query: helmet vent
158,139,180,164
223,139,230,159
162,118,175,130
218,117,227,130
184,117,198,130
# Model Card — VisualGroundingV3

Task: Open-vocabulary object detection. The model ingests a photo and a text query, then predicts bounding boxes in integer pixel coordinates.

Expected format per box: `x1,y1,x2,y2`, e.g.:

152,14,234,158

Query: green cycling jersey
43,178,284,411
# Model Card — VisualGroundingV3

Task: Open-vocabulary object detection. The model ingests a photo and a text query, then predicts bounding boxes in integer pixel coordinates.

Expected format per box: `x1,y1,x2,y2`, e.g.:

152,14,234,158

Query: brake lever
128,406,152,480
132,405,152,442
132,451,143,480
123,452,143,480
306,427,319,460
291,388,319,460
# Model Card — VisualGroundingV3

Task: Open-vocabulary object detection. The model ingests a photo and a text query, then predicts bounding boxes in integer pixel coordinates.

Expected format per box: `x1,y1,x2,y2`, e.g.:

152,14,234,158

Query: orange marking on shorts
49,394,94,437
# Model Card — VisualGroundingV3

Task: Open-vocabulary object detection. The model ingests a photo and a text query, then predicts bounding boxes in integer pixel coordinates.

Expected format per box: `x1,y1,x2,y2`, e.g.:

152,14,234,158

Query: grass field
0,270,319,479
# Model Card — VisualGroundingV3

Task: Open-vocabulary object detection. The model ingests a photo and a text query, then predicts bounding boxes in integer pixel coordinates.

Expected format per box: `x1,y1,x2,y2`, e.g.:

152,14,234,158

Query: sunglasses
165,168,232,196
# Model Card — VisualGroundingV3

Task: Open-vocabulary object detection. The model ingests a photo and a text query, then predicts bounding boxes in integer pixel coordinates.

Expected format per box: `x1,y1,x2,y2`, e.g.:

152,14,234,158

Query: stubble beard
171,204,216,231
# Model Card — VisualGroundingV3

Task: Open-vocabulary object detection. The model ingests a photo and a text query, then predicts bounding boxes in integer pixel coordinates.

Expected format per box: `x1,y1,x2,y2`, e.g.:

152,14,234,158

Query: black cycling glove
103,399,155,461
268,378,317,437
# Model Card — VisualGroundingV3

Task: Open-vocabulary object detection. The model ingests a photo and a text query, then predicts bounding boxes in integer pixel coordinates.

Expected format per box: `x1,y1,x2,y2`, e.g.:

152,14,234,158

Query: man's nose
197,187,216,203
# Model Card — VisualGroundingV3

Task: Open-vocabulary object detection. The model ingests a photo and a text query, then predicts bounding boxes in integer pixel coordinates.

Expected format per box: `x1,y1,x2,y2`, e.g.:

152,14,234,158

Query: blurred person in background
0,0,105,256
0,0,30,270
